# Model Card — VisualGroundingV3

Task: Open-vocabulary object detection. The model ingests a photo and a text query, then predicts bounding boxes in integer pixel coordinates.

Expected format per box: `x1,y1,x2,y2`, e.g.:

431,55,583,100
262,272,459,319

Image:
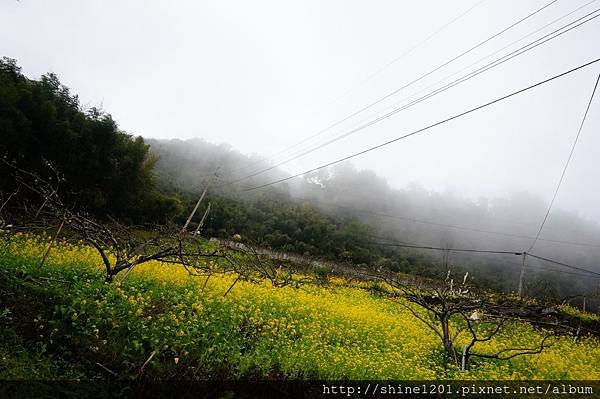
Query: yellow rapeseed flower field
1,233,599,379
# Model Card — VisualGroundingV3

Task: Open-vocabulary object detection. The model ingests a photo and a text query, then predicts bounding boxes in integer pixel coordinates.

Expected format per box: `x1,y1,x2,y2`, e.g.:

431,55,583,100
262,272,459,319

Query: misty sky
2,0,600,222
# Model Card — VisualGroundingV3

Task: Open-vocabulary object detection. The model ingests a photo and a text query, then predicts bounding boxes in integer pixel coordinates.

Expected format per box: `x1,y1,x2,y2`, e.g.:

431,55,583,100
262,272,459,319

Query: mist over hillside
3,0,600,385
149,137,600,302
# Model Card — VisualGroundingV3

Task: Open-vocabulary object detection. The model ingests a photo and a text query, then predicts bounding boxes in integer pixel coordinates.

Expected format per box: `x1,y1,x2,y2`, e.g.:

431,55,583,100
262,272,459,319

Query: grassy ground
0,233,599,380
0,325,86,380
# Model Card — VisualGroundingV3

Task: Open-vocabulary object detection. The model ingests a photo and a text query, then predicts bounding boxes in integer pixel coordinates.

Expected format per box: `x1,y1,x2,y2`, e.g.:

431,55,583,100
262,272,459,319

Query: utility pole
194,202,211,235
517,252,527,296
181,168,219,233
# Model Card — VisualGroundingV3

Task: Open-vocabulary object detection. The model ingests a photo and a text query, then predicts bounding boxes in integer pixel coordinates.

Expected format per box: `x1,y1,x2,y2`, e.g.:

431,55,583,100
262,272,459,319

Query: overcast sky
2,0,600,222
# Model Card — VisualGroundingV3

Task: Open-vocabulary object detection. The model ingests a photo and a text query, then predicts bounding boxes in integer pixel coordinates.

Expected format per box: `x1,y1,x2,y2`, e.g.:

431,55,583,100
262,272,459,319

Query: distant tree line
152,139,600,307
0,57,181,223
200,192,433,270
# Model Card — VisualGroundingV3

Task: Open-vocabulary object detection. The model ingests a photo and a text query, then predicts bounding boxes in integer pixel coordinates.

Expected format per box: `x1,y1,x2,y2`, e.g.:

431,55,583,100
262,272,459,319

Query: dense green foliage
207,194,377,264
0,58,181,222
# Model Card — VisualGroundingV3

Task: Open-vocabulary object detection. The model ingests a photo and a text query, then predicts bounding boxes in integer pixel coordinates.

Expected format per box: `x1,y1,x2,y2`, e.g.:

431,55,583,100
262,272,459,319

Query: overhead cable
242,57,600,192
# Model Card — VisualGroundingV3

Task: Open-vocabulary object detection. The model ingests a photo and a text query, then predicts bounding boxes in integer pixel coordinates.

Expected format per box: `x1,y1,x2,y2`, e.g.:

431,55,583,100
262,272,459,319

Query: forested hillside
0,58,181,223
149,137,600,305
2,57,599,307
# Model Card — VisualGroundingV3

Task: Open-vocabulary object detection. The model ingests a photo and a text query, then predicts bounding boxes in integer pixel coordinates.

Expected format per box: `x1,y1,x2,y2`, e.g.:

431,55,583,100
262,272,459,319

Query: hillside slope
1,234,598,380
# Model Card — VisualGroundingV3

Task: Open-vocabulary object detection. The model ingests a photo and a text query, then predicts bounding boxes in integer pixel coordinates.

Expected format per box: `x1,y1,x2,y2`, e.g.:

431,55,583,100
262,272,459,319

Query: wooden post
461,344,467,371
39,219,65,268
201,274,211,292
223,274,241,298
181,169,218,233
194,202,211,235
583,296,586,313
517,252,526,296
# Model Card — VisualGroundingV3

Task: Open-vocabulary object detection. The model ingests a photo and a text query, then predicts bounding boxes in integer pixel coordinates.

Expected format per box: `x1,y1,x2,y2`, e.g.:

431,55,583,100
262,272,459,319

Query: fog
0,0,600,220
2,0,599,289
3,0,600,223
148,137,600,289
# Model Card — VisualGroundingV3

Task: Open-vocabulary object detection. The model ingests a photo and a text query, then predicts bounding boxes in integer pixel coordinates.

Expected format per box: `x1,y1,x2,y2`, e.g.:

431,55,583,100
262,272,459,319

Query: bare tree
382,270,559,370
2,159,311,290
214,238,312,297
459,311,555,370
67,215,226,282
1,158,226,282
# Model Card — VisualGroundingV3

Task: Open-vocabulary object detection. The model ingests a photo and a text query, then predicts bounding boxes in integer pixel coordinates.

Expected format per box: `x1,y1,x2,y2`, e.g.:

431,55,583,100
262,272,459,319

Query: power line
229,7,600,185
374,0,599,125
242,57,600,192
301,196,600,248
314,0,489,113
527,253,600,277
229,0,489,175
227,0,560,179
227,1,490,175
208,7,600,249
336,3,600,153
527,72,600,252
370,240,523,255
369,238,600,277
500,259,600,279
242,8,600,181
